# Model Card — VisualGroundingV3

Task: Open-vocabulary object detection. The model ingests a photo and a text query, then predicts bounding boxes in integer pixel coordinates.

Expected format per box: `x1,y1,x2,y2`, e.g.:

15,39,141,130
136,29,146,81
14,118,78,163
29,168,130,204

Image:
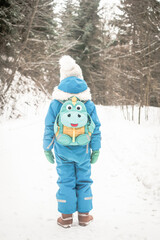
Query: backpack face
60,99,88,129
54,96,95,146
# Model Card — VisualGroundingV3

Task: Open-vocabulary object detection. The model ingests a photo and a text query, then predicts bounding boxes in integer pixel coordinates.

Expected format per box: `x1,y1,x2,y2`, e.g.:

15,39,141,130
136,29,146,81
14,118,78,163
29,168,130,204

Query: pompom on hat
52,55,91,101
59,55,83,81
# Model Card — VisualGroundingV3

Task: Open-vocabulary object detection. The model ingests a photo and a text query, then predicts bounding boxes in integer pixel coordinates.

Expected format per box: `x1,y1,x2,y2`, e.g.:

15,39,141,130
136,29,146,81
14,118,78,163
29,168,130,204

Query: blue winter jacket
43,99,101,162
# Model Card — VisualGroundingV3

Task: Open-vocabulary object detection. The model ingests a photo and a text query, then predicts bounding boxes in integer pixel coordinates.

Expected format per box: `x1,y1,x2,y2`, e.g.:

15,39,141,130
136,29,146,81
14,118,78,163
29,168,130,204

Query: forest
0,1,160,237
0,0,160,119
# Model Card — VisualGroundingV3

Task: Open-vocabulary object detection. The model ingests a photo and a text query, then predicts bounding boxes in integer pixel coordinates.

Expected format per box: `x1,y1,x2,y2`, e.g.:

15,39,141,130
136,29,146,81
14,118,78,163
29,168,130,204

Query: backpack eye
76,105,82,111
66,104,72,110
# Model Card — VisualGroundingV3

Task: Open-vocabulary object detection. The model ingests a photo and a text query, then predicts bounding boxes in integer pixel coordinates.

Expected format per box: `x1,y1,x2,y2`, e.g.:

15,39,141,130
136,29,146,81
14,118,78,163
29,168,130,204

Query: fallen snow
1,71,48,119
0,105,160,240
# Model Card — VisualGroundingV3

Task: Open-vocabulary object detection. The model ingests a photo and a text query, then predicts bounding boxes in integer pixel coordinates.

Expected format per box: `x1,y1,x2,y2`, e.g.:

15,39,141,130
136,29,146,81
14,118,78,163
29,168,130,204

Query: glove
91,150,100,164
44,150,55,164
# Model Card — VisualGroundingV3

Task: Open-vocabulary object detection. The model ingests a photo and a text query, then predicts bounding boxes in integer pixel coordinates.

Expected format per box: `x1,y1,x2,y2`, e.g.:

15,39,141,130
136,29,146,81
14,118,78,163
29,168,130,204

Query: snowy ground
0,104,160,240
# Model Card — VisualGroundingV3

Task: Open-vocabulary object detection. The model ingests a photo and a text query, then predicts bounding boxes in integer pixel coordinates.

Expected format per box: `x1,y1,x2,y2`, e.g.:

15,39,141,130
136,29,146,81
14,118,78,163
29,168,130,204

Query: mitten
44,150,55,164
91,150,100,164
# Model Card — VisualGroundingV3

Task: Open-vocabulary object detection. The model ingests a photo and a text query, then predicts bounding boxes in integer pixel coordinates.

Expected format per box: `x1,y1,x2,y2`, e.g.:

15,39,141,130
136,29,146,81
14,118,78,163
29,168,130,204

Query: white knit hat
52,55,91,101
59,55,83,81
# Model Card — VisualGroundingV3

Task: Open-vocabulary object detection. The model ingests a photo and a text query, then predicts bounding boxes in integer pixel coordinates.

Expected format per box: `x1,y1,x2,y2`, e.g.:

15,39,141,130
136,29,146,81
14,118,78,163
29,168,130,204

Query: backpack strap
57,100,65,104
47,135,56,149
54,113,60,135
87,114,95,134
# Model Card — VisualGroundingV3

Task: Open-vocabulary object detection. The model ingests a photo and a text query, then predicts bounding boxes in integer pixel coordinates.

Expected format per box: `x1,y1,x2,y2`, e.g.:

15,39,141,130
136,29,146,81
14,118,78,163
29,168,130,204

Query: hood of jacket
52,76,91,101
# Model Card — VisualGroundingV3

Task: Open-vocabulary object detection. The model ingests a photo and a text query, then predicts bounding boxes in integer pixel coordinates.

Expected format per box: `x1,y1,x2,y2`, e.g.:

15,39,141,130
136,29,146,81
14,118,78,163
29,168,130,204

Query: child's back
43,56,101,228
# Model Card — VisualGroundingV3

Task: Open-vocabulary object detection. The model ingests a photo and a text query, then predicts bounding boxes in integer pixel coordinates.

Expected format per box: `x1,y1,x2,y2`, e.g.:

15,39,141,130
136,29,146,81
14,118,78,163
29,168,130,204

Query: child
43,56,101,228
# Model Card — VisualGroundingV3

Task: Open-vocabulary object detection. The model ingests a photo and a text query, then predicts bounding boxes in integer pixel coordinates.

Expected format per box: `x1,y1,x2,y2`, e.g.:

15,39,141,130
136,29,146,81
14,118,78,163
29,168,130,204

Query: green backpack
54,96,95,146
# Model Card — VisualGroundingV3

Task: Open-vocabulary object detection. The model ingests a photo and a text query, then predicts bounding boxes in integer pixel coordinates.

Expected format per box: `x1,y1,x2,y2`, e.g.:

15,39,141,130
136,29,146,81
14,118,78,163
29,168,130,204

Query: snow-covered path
0,106,160,240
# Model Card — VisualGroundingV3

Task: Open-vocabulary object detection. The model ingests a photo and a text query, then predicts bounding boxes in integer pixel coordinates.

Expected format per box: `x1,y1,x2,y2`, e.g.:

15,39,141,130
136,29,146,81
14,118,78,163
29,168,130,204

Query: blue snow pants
55,153,93,214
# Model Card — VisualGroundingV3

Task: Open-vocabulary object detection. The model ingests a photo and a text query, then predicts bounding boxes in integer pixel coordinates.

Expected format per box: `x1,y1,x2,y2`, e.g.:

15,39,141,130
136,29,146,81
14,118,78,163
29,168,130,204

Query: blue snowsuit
43,77,101,214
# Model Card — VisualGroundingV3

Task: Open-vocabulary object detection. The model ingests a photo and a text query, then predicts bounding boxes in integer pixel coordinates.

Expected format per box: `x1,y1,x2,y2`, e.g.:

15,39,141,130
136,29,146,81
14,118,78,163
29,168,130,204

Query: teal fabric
44,150,55,164
43,100,101,158
58,76,88,93
56,154,93,214
54,98,95,146
43,76,101,214
91,150,100,164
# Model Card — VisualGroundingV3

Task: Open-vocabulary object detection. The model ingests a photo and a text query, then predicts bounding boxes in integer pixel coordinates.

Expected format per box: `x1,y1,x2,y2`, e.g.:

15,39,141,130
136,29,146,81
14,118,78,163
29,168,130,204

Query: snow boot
78,212,93,226
57,214,73,228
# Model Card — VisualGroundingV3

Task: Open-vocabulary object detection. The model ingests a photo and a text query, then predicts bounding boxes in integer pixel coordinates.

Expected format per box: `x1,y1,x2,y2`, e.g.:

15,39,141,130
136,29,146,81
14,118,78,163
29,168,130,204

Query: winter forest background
0,1,160,239
0,0,160,121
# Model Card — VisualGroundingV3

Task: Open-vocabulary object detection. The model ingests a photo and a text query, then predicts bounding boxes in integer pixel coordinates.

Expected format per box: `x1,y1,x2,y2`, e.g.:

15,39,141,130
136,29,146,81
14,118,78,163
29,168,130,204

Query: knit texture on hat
52,55,91,101
59,55,83,81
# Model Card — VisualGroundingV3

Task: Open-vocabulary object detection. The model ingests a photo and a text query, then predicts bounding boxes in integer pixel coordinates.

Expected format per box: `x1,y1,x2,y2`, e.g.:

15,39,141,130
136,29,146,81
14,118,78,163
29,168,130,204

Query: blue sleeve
85,101,101,151
43,100,62,151
90,104,101,151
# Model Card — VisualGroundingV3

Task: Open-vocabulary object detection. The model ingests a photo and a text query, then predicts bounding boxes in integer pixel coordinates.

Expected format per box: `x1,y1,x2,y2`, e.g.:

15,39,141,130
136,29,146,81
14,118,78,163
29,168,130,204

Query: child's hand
91,150,100,164
44,150,55,164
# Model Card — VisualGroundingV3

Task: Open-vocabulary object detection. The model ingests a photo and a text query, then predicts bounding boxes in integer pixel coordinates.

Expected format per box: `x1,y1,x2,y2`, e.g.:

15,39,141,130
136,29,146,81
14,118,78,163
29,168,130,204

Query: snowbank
0,71,49,121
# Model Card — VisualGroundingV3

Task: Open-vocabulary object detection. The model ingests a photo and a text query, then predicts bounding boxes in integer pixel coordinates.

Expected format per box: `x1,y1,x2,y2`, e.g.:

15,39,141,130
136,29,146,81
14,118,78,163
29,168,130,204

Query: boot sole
79,219,93,226
57,221,72,228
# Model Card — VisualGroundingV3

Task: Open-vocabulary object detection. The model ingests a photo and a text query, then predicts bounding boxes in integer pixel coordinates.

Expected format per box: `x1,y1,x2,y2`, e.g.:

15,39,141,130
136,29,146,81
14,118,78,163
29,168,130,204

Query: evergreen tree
109,0,160,107
60,0,77,44
0,0,60,117
61,0,105,103
0,0,24,112
21,0,59,94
